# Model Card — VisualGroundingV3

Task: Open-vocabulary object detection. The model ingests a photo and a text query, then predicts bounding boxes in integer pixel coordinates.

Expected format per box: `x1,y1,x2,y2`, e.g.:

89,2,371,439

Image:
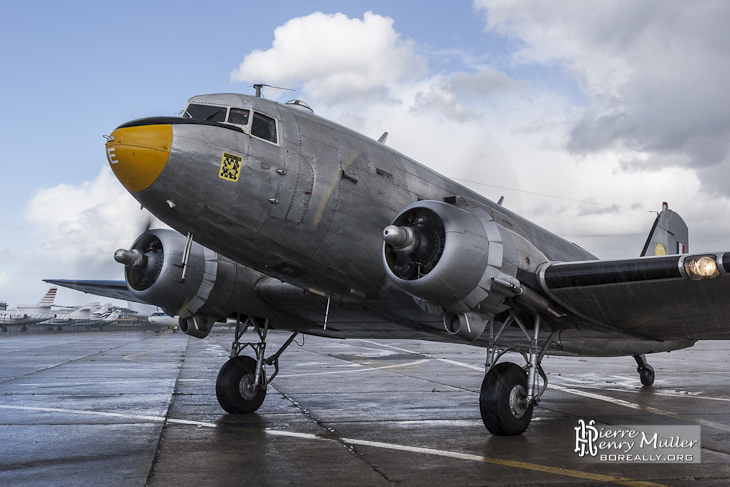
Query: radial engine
114,229,265,338
382,197,557,340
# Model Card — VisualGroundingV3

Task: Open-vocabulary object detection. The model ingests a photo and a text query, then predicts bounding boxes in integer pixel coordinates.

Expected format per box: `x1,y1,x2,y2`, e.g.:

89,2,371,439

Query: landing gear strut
216,315,298,414
480,312,556,436
633,354,655,386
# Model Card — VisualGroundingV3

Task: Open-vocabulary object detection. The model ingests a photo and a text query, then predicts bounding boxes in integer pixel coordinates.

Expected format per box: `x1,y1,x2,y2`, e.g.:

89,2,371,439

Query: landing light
684,255,720,280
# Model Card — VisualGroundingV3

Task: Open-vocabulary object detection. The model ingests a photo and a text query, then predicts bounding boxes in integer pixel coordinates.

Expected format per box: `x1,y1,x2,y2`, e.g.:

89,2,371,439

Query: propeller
115,209,164,291
116,232,164,291
384,208,445,281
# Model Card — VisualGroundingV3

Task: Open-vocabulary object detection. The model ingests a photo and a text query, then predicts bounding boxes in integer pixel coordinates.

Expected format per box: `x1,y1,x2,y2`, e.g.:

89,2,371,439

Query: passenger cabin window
251,112,278,144
183,103,226,122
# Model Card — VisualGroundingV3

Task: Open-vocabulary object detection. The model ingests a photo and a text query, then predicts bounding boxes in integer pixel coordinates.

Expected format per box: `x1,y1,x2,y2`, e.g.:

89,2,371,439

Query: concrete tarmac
1,329,729,486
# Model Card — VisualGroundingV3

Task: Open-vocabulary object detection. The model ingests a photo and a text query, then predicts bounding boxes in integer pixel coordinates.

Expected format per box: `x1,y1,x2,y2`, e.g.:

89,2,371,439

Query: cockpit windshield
183,103,227,122
181,102,278,144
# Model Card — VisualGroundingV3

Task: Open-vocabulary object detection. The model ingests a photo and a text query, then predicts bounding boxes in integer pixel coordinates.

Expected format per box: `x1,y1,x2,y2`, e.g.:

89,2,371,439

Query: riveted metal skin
87,92,730,350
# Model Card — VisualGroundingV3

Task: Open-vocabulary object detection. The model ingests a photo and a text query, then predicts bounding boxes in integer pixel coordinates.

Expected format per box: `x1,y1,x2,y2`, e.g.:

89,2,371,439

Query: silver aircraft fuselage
108,93,593,301
104,93,699,356
93,92,730,435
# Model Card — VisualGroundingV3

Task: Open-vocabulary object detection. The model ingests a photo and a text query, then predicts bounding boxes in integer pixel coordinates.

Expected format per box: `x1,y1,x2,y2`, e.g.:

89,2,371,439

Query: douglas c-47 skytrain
48,88,730,435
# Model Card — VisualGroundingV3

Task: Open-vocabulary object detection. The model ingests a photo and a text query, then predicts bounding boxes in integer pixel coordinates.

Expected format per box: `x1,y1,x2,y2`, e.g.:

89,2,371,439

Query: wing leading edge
43,279,142,304
539,252,730,341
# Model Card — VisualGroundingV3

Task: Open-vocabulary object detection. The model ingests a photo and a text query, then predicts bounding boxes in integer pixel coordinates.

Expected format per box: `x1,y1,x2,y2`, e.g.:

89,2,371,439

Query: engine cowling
383,198,549,339
116,229,268,338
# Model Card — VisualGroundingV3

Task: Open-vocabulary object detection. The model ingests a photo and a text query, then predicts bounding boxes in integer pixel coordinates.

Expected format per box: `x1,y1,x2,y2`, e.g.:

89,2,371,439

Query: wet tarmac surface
1,329,729,486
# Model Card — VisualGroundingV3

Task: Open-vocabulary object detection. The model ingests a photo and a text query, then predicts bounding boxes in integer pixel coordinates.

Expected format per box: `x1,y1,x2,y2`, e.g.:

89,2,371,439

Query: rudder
640,202,688,257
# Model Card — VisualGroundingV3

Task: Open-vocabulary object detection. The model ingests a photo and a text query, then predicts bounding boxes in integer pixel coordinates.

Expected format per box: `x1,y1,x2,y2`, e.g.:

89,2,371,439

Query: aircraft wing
43,279,143,304
538,252,730,341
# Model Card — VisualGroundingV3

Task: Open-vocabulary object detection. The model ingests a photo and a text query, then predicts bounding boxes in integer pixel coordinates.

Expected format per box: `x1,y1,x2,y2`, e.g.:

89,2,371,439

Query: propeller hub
114,248,145,267
383,225,418,254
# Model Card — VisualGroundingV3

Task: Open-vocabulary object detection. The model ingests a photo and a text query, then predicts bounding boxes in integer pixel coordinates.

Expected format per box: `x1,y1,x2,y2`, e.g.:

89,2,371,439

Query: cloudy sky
1,0,729,308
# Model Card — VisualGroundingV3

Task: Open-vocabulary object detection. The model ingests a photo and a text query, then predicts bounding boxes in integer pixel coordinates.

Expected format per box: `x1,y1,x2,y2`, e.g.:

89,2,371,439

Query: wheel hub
509,384,528,418
239,373,259,400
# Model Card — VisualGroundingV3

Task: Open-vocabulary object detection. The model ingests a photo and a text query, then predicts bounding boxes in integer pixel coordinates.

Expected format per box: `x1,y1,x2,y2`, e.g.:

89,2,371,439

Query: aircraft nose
106,122,172,192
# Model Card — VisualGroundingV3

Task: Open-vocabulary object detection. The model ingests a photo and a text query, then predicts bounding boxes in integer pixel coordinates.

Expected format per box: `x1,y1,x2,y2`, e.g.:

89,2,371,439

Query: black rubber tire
479,362,533,436
639,365,655,387
216,356,267,414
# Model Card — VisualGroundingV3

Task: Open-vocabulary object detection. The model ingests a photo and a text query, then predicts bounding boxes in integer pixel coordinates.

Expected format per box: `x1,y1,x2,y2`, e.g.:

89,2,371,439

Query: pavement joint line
357,339,484,371
550,384,730,433
357,339,730,433
0,404,666,487
276,358,430,377
601,387,730,402
0,335,154,386
122,329,178,363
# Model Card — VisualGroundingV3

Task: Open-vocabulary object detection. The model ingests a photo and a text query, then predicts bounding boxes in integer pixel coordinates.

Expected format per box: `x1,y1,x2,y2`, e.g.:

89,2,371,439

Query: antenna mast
252,84,294,98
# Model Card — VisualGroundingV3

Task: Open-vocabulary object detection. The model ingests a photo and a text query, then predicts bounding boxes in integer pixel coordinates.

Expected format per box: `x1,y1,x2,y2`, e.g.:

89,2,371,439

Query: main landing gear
480,312,556,436
633,353,655,387
216,315,299,414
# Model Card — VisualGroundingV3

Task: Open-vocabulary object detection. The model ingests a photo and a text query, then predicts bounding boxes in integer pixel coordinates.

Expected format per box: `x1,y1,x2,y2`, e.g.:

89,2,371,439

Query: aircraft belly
551,330,696,356
252,271,688,357
254,278,449,338
250,287,694,356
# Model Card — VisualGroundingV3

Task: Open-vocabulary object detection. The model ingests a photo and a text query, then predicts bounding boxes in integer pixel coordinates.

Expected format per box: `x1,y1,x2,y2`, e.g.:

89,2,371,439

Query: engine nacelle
383,198,549,328
119,229,268,338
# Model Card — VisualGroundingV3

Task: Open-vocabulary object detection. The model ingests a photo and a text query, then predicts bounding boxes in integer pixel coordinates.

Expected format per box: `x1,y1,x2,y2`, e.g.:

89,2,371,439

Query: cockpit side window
183,104,227,122
228,108,250,125
251,112,278,144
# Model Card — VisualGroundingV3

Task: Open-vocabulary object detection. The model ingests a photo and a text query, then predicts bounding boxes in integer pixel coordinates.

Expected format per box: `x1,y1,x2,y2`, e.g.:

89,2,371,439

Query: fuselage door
269,154,314,224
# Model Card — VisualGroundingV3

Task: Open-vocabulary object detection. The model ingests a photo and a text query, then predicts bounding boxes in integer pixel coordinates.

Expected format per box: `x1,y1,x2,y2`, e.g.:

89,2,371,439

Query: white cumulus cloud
225,6,730,259
475,0,730,196
3,166,169,307
26,166,149,269
231,11,428,105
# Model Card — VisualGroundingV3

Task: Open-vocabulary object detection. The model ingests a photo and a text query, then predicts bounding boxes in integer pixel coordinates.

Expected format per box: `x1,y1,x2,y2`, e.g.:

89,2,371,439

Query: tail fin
38,287,58,307
105,310,121,322
640,202,689,256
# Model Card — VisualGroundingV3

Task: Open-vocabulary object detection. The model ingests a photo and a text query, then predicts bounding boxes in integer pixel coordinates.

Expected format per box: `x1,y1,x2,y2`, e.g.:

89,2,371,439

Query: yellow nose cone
106,124,172,192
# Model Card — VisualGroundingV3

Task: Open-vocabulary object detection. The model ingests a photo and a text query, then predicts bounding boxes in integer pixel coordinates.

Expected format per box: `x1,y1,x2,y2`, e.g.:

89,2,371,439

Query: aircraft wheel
479,362,533,436
216,356,266,414
639,365,655,387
